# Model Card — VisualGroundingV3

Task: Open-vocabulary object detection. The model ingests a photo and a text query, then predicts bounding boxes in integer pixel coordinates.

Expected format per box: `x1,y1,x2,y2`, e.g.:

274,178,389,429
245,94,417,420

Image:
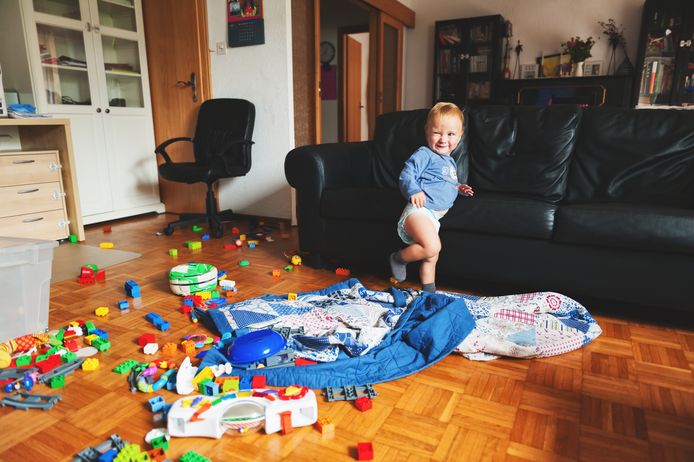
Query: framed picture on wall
520,63,539,79
228,0,264,47
536,52,571,77
584,60,603,76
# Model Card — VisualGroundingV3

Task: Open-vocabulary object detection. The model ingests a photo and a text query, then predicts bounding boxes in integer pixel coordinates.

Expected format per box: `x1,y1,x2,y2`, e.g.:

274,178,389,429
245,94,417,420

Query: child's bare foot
389,251,407,282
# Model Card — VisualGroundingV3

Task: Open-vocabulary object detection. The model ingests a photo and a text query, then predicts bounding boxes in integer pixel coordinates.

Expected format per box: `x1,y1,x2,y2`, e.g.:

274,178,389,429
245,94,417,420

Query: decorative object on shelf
520,63,539,79
572,61,585,77
512,40,523,79
536,52,571,78
502,20,512,79
584,60,603,76
561,36,595,76
598,18,626,75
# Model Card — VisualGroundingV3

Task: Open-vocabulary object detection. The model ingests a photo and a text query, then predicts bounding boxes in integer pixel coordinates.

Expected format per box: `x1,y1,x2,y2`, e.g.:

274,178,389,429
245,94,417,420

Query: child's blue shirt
399,146,459,211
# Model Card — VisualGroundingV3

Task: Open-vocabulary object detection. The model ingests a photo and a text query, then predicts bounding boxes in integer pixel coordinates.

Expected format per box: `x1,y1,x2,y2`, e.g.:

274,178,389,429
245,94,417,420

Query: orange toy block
316,417,335,436
279,411,293,434
162,343,178,355
181,340,196,356
272,269,281,277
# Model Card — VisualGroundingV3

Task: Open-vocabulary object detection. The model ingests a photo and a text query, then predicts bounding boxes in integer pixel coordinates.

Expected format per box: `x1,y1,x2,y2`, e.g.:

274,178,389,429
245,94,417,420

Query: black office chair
155,98,255,238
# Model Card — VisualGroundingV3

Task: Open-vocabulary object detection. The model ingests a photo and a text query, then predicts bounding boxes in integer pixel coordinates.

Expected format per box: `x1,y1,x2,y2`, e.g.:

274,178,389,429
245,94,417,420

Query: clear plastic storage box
0,237,57,343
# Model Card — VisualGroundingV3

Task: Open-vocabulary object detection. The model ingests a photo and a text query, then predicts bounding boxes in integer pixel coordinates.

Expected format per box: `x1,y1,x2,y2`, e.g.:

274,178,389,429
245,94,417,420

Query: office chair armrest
155,137,193,163
210,139,255,157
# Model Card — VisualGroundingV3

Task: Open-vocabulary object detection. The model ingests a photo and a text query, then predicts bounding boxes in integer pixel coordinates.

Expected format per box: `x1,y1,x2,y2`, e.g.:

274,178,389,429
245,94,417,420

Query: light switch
216,42,227,55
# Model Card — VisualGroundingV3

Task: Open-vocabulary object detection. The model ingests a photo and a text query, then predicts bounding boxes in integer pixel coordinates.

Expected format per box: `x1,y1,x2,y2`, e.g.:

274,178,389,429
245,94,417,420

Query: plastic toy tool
227,329,286,365
167,387,317,438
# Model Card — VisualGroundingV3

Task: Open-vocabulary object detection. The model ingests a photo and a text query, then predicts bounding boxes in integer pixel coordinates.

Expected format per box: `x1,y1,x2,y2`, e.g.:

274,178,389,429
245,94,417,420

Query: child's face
425,114,463,156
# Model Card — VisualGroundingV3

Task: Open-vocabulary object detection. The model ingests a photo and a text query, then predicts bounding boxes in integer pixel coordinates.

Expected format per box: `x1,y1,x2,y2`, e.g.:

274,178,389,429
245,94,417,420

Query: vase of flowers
598,18,628,75
561,36,595,76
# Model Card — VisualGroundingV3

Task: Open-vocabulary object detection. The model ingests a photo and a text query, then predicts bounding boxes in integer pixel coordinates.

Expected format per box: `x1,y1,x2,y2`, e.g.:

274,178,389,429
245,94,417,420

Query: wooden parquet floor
1,213,692,462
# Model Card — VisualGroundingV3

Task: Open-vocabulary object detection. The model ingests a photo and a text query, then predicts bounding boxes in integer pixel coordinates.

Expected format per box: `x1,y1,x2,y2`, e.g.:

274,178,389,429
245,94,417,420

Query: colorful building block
113,359,138,374
162,343,178,355
288,293,297,301
117,300,129,310
272,269,281,277
82,358,99,371
99,242,114,249
336,267,351,276
168,248,178,256
357,442,374,460
315,417,335,436
180,450,210,462
354,396,372,412
124,280,141,298
49,374,65,389
95,306,109,317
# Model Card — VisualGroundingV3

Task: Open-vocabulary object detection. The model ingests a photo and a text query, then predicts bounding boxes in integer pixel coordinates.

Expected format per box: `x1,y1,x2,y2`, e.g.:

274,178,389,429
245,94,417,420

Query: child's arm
457,183,474,196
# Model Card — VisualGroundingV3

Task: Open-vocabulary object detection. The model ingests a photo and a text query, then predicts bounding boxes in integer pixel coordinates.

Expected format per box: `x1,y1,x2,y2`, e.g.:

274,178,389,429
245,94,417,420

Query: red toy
138,333,156,347
357,442,374,460
354,396,372,412
335,267,351,277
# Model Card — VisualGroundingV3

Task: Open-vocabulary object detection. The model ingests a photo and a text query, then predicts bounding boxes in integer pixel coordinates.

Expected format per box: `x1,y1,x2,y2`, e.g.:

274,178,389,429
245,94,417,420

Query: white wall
207,0,294,219
400,0,645,109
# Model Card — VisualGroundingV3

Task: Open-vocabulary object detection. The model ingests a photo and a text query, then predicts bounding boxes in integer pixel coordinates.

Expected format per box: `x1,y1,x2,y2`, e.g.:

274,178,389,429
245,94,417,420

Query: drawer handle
52,191,67,200
22,217,44,223
12,159,36,164
17,188,40,194
58,219,71,228
49,162,62,172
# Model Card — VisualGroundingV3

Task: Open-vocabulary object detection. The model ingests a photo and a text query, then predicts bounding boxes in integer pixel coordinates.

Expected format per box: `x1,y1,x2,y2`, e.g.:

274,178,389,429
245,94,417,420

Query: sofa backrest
371,108,469,189
566,107,694,208
467,105,582,204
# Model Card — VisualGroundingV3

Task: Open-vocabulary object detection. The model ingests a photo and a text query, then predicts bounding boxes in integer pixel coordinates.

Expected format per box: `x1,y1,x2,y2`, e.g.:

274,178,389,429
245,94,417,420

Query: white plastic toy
167,386,317,438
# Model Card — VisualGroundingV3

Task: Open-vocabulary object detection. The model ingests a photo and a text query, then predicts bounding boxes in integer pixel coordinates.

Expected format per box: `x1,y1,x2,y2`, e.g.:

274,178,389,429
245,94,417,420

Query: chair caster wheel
164,226,175,236
213,226,224,238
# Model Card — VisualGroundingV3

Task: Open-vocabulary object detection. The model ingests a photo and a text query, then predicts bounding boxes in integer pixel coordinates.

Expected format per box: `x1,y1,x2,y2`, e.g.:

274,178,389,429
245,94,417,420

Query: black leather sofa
285,106,694,310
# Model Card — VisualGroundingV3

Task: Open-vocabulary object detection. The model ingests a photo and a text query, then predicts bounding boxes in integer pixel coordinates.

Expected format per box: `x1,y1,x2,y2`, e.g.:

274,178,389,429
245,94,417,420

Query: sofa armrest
285,141,375,191
285,141,375,259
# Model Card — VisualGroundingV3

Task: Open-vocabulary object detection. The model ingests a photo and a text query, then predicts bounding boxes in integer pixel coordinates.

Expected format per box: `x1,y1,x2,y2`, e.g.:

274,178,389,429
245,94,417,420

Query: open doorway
320,0,369,143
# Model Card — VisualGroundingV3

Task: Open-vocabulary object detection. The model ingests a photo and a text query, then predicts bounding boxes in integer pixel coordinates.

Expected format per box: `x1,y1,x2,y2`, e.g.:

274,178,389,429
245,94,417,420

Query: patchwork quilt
198,279,601,388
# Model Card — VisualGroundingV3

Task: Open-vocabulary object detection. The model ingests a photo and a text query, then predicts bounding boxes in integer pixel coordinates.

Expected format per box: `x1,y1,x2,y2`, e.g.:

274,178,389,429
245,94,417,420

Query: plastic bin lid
227,329,286,364
0,236,58,251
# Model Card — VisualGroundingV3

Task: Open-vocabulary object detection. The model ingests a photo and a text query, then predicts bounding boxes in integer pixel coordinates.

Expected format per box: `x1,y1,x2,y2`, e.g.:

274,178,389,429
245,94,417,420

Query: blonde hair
426,102,464,129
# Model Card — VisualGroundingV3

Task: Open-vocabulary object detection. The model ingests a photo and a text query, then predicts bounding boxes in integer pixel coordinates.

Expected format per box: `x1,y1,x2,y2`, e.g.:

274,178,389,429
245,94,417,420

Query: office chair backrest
193,98,255,175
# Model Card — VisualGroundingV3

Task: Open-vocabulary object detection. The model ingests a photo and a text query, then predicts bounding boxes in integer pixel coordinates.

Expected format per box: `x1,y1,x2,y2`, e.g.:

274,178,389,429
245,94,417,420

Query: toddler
389,102,474,292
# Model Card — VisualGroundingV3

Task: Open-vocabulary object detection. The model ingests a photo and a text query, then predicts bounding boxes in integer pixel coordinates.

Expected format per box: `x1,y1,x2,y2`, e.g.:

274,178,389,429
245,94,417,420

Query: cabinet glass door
636,6,683,106
677,29,694,107
96,0,136,32
100,35,144,107
33,0,82,20
36,24,92,105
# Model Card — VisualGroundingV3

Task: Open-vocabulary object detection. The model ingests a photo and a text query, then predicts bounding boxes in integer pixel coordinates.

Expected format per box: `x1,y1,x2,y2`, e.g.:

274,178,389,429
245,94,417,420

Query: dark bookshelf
632,0,694,107
433,15,505,107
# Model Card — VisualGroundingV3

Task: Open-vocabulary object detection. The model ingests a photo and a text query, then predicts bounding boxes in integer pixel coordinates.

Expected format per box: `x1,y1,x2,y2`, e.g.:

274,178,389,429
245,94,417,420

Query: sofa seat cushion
442,193,557,240
554,203,694,255
321,187,405,223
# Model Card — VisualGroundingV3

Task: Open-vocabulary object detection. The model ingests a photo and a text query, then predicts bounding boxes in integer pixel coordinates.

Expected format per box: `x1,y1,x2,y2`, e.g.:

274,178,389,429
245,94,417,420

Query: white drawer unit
0,150,69,240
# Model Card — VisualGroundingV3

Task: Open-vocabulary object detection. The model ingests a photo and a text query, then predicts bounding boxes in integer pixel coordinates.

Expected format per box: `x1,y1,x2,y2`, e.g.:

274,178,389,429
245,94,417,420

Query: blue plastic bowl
228,329,286,364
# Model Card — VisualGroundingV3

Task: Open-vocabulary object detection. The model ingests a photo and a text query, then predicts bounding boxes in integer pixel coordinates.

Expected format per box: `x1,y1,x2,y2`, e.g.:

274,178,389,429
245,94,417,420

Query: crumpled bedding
197,279,601,388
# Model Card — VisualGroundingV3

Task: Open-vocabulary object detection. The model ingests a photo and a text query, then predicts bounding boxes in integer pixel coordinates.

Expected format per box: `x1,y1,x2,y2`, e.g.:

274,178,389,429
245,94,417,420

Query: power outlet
216,41,227,55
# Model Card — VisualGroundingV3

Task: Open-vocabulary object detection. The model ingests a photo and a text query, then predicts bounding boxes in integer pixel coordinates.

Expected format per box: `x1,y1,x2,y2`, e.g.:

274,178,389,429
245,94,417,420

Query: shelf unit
433,15,506,107
19,0,164,224
633,0,694,107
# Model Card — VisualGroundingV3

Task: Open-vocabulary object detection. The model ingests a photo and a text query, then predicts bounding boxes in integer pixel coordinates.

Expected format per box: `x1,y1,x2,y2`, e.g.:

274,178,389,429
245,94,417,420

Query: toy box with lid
0,237,58,343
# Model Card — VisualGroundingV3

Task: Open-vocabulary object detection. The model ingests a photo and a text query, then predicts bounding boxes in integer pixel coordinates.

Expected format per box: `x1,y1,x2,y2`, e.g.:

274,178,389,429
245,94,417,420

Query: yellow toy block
197,291,212,301
239,234,247,241
99,242,114,249
82,358,99,371
218,376,240,392
288,293,297,301
248,240,259,245
95,306,109,317
291,255,302,266
192,366,214,386
84,334,99,346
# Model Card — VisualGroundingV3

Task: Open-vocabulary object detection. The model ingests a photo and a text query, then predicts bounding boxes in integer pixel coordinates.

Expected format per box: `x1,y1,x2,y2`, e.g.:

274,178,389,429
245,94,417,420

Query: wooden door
291,0,321,146
345,35,363,141
368,11,403,136
142,0,211,214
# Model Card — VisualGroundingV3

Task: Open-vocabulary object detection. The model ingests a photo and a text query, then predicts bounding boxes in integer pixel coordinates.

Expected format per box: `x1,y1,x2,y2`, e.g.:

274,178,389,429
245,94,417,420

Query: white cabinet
21,0,164,223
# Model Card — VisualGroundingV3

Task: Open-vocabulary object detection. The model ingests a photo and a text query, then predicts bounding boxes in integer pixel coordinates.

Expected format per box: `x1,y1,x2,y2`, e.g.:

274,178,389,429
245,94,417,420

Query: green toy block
211,290,220,298
180,450,211,462
92,338,111,351
69,234,78,243
15,355,32,366
85,263,98,271
150,435,169,450
284,265,293,271
35,354,49,362
113,359,139,374
61,352,77,363
50,374,65,388
238,260,250,267
192,225,203,232
168,248,178,256
84,321,96,334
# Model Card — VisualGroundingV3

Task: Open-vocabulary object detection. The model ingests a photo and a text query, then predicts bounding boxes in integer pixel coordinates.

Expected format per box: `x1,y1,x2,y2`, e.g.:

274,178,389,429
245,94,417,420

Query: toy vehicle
167,386,317,438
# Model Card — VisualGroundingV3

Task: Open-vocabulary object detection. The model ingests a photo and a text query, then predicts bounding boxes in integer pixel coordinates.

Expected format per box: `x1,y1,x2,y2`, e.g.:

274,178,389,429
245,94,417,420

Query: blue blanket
198,279,475,388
